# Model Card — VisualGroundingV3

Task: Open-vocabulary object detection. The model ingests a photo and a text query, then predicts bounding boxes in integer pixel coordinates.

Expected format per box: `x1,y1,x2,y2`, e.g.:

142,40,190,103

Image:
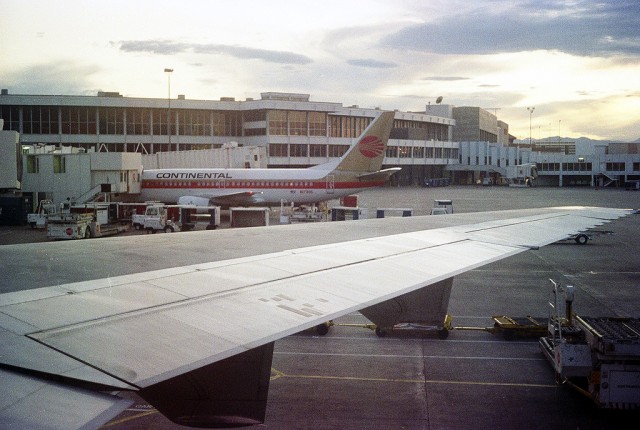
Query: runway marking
270,367,555,388
291,334,538,344
293,330,539,340
275,351,546,362
102,410,158,427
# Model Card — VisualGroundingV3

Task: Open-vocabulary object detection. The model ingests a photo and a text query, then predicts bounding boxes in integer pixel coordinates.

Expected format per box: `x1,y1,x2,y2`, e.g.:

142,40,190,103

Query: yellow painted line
271,368,555,388
102,410,158,427
270,367,286,381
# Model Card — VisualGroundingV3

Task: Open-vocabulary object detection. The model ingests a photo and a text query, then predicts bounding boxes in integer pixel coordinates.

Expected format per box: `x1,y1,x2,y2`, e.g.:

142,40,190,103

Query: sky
1,0,639,142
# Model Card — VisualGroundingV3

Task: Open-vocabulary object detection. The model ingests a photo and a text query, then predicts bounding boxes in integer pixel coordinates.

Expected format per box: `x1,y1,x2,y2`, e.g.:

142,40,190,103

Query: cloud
383,0,640,57
194,44,312,65
118,40,191,55
422,76,468,81
2,62,101,95
347,58,396,68
118,40,312,64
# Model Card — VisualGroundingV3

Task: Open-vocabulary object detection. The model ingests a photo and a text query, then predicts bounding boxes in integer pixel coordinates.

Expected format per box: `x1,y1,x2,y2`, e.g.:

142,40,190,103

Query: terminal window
606,162,625,171
27,156,39,174
53,155,66,174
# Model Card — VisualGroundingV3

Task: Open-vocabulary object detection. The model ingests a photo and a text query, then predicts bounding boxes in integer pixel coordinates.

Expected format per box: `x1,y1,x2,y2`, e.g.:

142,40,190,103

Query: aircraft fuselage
140,168,384,205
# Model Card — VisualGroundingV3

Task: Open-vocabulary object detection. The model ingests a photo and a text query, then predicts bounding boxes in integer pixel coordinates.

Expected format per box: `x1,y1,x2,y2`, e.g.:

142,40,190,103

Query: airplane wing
357,167,402,182
0,206,632,429
190,190,265,206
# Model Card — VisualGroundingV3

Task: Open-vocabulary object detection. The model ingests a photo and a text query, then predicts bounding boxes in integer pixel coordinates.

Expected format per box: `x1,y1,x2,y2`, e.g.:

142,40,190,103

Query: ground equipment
454,315,548,340
539,279,640,409
560,230,614,245
47,213,94,240
27,199,57,228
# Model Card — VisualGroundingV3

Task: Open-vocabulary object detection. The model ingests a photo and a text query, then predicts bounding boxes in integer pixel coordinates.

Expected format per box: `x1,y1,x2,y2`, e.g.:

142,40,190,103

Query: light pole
558,119,561,144
527,107,535,146
164,68,173,151
524,107,535,165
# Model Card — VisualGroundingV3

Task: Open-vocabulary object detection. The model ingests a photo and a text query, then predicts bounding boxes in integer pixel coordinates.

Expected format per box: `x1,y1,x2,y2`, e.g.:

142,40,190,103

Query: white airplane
0,205,633,429
139,111,400,206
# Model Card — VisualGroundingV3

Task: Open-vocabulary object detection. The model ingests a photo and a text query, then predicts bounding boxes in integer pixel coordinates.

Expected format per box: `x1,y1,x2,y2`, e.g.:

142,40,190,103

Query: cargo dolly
561,229,614,245
453,315,548,340
317,313,548,340
314,315,454,339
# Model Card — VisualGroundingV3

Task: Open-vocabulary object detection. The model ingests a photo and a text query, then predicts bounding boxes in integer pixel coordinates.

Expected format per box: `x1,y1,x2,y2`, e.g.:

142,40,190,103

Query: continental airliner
139,111,399,206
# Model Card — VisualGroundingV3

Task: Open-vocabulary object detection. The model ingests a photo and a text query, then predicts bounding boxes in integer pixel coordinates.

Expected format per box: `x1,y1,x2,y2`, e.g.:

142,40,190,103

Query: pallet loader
539,279,640,409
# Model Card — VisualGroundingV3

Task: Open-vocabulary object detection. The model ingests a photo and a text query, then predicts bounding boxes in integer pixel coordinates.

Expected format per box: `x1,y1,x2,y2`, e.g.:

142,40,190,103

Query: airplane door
326,175,335,194
217,179,226,189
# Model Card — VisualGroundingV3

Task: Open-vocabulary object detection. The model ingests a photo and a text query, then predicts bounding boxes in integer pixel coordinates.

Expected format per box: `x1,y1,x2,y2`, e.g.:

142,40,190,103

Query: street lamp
527,107,535,146
164,68,173,151
558,119,561,144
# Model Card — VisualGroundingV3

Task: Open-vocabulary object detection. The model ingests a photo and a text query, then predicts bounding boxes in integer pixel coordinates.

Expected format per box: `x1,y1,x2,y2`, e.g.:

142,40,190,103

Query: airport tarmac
3,186,640,429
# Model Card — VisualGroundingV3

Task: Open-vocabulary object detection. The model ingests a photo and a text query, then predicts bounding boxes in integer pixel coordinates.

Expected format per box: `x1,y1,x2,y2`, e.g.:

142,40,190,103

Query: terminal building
1,89,639,212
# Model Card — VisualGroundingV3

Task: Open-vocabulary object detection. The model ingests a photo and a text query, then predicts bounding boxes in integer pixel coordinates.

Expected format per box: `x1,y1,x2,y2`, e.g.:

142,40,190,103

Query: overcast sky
2,0,639,141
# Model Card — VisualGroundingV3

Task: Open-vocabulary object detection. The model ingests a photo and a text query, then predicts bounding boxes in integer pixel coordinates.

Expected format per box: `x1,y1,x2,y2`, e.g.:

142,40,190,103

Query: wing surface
195,190,264,206
0,368,131,430
0,206,632,428
357,167,402,182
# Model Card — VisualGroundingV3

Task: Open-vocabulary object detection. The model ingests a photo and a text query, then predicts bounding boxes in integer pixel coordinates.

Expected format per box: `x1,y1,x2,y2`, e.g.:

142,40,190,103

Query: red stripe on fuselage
141,180,385,190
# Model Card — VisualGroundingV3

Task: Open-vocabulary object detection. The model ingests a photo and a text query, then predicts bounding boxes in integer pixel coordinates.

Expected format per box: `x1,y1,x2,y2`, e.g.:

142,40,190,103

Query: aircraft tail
312,111,395,174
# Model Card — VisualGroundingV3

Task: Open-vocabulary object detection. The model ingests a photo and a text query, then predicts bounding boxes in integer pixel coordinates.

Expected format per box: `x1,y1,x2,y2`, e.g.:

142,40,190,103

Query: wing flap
1,327,135,390
0,368,131,430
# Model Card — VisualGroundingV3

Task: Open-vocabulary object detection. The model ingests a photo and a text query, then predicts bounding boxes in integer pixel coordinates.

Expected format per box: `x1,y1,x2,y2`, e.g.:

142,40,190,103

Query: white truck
132,205,179,233
507,163,538,187
132,204,220,232
47,213,94,240
27,199,57,228
431,199,453,215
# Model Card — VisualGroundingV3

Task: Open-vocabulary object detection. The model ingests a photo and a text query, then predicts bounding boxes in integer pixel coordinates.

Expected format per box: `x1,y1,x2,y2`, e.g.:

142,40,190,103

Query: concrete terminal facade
1,90,639,199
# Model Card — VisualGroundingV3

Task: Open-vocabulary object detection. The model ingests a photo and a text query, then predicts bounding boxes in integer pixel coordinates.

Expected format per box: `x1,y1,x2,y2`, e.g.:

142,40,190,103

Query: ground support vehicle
539,280,640,409
177,206,221,231
430,207,448,215
432,199,453,214
279,200,325,224
88,221,128,238
132,204,220,233
47,213,94,240
27,199,57,228
560,230,614,245
372,319,453,339
314,315,453,339
132,205,179,233
454,315,548,340
507,163,538,187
